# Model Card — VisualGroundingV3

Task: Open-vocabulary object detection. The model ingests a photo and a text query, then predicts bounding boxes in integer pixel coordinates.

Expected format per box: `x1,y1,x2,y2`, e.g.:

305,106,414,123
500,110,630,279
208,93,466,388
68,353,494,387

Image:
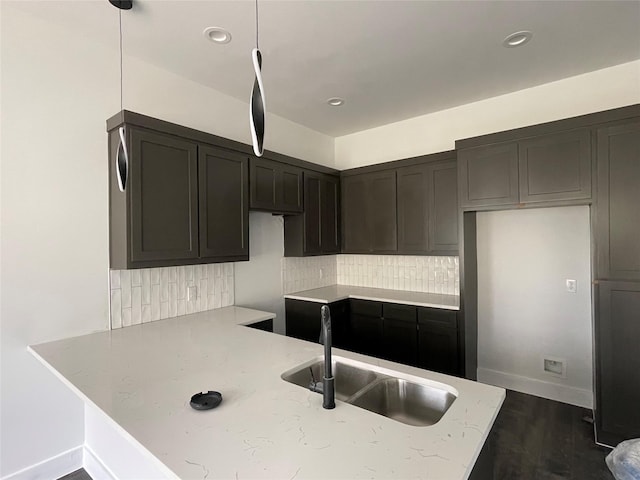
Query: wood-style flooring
485,390,613,479
57,391,613,480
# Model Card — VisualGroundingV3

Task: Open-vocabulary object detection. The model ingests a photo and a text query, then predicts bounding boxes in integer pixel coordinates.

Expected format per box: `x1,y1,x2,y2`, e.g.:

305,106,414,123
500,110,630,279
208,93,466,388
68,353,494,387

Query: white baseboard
83,445,118,480
2,446,83,480
477,367,593,409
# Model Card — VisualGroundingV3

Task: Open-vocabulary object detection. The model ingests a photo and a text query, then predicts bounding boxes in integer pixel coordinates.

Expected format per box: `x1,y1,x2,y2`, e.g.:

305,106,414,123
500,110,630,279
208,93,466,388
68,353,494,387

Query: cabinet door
596,281,640,446
459,143,519,208
320,176,340,253
349,300,383,357
596,121,640,280
397,164,429,253
303,174,322,254
382,303,418,366
329,300,350,349
418,322,459,375
250,158,302,213
130,128,199,263
429,161,458,252
199,145,249,261
249,157,277,210
418,308,459,375
279,165,303,213
369,170,397,252
342,175,371,252
518,129,592,203
285,299,321,343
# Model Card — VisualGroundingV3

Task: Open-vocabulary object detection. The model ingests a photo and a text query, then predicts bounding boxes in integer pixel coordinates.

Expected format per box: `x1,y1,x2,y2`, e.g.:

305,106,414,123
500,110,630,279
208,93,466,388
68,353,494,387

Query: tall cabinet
594,119,640,446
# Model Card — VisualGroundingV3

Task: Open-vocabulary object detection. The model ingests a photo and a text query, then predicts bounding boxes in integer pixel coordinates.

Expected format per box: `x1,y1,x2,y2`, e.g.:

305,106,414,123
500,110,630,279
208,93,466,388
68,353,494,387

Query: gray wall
476,206,593,408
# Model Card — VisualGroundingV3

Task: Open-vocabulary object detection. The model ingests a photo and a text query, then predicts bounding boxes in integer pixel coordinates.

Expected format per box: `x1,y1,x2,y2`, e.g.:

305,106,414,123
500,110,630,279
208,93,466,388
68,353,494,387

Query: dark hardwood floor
58,391,612,480
486,390,613,480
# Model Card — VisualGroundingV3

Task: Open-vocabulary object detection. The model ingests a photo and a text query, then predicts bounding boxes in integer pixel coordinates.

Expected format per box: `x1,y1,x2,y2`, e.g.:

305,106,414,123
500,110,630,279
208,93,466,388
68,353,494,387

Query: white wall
476,206,593,408
335,60,640,169
234,213,287,334
0,5,332,477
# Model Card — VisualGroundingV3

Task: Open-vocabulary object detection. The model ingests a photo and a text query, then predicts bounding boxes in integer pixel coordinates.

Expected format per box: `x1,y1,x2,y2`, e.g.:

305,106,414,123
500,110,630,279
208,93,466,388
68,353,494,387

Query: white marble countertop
30,306,502,480
285,285,460,310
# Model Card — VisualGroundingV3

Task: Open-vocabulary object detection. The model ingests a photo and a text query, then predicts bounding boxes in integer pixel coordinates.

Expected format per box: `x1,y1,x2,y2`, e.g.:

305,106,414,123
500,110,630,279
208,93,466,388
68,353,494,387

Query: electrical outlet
566,279,577,293
543,356,566,378
187,285,197,301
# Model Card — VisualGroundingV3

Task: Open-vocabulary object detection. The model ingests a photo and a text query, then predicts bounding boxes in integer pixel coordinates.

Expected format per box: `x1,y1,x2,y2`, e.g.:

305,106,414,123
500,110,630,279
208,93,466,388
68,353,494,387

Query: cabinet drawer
383,303,416,323
350,299,382,317
418,308,457,328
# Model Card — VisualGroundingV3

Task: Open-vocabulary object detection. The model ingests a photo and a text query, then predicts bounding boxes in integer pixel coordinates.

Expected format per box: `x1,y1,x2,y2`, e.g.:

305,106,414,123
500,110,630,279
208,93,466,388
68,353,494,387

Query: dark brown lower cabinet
382,303,418,366
285,298,461,375
418,308,459,375
284,299,350,347
285,299,322,342
350,300,383,357
595,280,640,446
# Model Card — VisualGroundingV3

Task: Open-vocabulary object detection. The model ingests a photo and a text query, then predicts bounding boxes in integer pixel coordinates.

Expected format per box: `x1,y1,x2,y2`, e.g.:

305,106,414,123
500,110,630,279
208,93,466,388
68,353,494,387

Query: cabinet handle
116,126,128,192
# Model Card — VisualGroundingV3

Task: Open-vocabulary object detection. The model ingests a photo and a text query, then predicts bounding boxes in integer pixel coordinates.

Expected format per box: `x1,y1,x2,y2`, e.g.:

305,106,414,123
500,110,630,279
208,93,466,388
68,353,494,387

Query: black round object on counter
190,391,222,410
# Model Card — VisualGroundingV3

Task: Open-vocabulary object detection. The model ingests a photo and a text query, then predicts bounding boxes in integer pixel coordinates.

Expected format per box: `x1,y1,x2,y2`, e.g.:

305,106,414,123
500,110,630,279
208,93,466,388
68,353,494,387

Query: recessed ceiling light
327,97,345,107
203,27,232,44
503,31,533,48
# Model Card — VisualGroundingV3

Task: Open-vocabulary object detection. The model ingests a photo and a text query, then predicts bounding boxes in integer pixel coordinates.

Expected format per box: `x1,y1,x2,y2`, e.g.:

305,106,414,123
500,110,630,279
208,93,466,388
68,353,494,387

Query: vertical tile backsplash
282,256,338,294
337,255,459,295
110,263,234,329
282,255,459,296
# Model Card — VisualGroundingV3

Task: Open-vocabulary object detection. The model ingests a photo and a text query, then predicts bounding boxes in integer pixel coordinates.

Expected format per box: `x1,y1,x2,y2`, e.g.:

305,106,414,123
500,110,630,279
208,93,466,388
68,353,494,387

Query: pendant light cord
119,8,124,111
255,0,259,49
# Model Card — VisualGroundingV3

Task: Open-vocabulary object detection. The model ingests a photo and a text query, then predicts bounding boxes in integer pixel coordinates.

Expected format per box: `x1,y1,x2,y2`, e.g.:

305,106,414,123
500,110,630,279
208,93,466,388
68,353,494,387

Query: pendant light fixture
249,0,265,157
110,0,131,191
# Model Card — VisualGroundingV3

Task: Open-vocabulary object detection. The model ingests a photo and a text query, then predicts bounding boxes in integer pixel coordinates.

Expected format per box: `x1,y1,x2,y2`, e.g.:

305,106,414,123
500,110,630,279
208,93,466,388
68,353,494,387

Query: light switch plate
566,279,577,293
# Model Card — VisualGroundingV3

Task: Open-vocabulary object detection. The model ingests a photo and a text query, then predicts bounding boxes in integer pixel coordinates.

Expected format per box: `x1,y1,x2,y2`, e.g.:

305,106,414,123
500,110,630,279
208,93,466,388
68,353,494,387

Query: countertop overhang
284,285,460,310
30,306,502,479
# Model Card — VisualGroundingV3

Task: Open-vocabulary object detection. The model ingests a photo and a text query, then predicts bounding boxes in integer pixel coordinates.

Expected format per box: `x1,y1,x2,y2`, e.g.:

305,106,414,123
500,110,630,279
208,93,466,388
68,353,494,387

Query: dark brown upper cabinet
342,170,397,253
127,127,199,265
596,120,640,281
458,128,593,209
458,143,519,208
284,171,340,257
249,157,303,214
397,158,458,254
199,145,249,262
108,118,249,269
595,280,640,446
518,129,591,203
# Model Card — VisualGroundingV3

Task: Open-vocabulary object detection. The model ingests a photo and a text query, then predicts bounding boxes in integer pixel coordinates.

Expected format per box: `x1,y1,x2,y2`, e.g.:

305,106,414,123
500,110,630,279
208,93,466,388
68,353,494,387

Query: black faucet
309,305,335,409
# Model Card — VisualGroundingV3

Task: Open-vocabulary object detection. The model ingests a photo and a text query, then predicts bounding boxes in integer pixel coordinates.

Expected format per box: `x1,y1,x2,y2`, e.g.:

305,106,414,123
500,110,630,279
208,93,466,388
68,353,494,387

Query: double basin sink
281,356,457,427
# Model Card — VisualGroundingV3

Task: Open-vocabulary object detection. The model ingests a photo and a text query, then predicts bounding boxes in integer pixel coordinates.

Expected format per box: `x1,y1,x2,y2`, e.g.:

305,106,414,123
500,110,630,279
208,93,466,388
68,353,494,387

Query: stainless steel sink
349,377,456,426
281,357,380,401
281,356,457,425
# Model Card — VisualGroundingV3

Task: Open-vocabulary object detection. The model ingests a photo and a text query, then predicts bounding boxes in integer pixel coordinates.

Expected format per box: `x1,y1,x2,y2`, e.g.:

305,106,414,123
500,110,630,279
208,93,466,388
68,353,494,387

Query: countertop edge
284,287,460,310
28,345,182,480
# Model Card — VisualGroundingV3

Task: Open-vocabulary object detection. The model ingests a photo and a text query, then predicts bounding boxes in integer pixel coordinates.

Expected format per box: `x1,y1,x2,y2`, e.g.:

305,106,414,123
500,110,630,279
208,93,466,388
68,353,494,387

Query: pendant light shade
111,0,130,191
249,0,265,157
250,48,265,156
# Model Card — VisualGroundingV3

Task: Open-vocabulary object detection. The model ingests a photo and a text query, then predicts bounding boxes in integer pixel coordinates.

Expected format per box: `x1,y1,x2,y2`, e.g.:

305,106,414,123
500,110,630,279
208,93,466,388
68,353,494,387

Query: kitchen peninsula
30,306,504,479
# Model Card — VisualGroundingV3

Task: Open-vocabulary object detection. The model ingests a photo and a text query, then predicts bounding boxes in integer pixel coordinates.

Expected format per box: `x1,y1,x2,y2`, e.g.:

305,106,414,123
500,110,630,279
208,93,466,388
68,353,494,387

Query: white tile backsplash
282,256,338,294
109,263,235,329
282,254,459,296
337,255,459,295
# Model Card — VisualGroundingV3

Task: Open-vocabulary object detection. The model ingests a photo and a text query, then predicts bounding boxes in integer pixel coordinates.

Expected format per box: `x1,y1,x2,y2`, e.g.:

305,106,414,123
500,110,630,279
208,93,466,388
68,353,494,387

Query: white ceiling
10,0,640,136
